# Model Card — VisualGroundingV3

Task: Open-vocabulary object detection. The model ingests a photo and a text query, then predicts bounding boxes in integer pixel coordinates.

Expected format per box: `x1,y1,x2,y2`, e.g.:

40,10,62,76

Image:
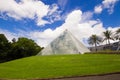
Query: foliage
0,34,42,63
85,51,120,54
8,37,42,60
0,34,10,53
103,30,114,45
12,38,16,43
88,34,102,51
114,28,120,40
0,34,11,62
0,54,120,79
114,28,120,50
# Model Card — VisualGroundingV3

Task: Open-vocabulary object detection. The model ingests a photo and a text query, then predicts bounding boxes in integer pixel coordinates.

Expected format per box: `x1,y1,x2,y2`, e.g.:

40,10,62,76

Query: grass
0,54,120,79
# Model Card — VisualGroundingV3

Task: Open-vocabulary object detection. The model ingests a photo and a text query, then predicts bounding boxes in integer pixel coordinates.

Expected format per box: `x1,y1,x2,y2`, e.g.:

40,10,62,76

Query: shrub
85,51,120,54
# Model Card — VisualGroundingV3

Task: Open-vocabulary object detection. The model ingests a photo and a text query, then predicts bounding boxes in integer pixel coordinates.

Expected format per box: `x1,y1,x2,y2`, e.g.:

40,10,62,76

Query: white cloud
0,29,18,41
0,0,62,26
47,4,62,23
102,0,118,14
29,10,117,47
48,4,59,16
94,0,118,14
94,5,103,14
31,10,119,47
36,19,50,26
0,28,32,42
102,0,118,8
0,12,8,20
57,0,68,9
81,11,93,22
0,0,119,47
0,10,119,47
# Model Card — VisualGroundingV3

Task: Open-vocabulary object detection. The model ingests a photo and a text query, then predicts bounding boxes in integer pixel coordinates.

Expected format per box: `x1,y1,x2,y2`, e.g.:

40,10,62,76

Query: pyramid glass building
38,30,90,55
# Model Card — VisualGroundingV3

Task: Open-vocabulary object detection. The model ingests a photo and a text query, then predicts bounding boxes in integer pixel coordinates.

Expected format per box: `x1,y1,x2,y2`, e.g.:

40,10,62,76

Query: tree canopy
0,34,11,62
103,30,114,45
0,34,43,63
88,34,102,51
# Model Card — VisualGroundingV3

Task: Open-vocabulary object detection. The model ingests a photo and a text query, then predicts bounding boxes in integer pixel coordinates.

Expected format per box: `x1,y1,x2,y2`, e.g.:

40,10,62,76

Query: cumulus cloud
81,11,93,22
102,0,118,14
94,5,103,14
94,0,118,14
47,4,62,23
0,0,49,25
0,0,119,48
28,10,118,47
0,0,62,26
0,29,18,41
0,9,119,47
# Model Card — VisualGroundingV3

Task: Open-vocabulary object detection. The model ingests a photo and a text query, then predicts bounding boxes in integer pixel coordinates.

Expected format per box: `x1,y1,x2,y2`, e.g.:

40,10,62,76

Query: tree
0,34,11,62
12,38,16,43
103,30,114,45
88,34,102,51
0,34,43,63
114,28,120,51
9,37,42,60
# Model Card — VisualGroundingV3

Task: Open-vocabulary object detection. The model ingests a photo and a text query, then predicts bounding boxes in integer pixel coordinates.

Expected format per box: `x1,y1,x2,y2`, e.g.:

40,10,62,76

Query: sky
0,0,120,47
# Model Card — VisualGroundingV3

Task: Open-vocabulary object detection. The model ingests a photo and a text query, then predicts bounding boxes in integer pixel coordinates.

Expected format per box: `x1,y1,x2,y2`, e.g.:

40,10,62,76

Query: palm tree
103,30,114,45
114,28,120,51
114,28,120,40
88,34,102,51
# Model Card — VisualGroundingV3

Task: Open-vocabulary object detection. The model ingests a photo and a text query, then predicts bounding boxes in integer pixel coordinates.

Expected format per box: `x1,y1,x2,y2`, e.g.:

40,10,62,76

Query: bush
85,51,120,54
0,34,43,63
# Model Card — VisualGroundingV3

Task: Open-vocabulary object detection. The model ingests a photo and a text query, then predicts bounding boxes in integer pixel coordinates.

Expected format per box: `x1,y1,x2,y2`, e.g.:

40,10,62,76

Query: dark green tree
88,34,102,51
12,38,16,43
103,30,114,45
0,34,11,62
114,28,120,51
9,37,42,60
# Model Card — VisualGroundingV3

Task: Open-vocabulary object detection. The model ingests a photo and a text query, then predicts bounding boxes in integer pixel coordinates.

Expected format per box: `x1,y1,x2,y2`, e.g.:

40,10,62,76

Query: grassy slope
0,54,120,79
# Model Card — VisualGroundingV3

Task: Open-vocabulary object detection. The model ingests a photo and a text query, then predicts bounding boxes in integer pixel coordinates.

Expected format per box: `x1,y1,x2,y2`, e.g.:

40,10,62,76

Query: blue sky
0,0,120,47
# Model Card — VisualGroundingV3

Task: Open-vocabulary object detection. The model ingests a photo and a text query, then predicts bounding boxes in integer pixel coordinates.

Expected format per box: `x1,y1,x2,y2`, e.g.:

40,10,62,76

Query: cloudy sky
0,0,120,47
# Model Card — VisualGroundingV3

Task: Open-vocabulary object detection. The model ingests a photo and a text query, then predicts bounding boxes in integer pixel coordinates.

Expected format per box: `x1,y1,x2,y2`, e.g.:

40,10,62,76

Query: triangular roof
38,30,90,55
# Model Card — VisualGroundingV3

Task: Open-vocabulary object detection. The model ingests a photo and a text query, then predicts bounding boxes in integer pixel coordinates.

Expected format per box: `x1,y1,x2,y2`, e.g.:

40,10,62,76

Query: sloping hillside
0,54,120,79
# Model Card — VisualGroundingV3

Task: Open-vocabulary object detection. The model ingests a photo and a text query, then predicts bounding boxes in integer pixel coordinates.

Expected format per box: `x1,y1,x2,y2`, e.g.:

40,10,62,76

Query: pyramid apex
64,29,68,33
64,29,70,33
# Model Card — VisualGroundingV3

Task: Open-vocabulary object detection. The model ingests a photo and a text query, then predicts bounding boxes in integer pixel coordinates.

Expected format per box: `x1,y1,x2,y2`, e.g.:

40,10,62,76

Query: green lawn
0,54,120,79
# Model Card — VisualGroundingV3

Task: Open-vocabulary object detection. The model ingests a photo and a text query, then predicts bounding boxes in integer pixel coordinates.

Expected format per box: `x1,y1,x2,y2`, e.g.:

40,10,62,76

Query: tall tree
103,30,114,45
0,34,11,62
9,37,42,60
88,34,102,51
114,28,120,51
0,34,43,63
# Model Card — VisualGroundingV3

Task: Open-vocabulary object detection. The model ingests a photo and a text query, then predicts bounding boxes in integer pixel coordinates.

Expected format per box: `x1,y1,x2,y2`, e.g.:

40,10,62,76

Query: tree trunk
95,43,97,52
106,40,107,45
108,39,110,45
117,40,120,51
108,39,111,50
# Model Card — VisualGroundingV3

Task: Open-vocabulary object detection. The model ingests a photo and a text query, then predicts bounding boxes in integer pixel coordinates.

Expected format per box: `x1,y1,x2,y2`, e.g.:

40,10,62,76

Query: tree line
0,34,43,63
88,28,120,51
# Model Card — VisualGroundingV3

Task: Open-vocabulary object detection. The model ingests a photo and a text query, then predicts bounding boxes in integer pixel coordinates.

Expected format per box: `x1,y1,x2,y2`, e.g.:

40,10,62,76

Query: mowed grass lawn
0,54,120,79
